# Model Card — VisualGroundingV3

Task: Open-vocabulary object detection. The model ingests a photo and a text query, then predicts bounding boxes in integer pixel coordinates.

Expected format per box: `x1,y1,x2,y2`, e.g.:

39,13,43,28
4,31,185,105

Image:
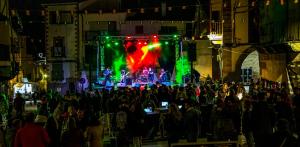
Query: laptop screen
144,107,152,113
161,101,168,107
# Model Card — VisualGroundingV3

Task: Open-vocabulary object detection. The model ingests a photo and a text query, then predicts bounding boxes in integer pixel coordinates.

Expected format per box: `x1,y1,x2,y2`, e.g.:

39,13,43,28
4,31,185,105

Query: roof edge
41,2,78,6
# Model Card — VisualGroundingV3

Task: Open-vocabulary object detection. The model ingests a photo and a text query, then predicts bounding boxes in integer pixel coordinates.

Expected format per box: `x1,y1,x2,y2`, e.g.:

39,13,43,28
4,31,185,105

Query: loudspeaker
188,43,197,61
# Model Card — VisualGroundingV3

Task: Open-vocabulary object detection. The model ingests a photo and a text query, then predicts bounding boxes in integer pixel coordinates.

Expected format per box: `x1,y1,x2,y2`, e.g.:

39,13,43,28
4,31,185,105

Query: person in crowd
46,104,63,147
61,105,77,135
183,100,201,142
210,98,237,141
61,117,84,147
242,98,255,147
13,93,25,119
165,103,182,147
85,115,104,147
128,101,145,147
176,87,187,105
252,92,276,147
274,93,294,129
75,108,88,131
269,119,298,147
116,103,130,147
14,112,50,147
5,119,21,147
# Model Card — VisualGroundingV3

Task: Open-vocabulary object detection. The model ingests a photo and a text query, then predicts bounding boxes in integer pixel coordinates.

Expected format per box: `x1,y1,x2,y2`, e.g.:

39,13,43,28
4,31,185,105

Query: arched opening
241,50,260,81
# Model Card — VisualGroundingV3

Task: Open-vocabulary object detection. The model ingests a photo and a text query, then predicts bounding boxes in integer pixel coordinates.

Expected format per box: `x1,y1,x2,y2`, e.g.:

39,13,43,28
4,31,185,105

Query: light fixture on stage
114,42,119,46
106,43,111,48
164,41,169,45
152,35,159,43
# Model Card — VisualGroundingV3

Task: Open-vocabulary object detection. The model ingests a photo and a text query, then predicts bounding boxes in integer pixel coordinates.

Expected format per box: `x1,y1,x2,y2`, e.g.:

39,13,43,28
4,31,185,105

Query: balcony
210,21,223,35
208,22,223,45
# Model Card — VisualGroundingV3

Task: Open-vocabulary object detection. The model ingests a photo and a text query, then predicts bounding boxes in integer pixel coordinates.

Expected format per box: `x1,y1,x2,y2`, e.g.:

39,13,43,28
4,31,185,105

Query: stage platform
93,81,172,89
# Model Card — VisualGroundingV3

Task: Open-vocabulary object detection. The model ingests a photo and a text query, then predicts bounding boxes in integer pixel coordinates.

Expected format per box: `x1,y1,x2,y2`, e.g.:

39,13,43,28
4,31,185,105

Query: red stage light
153,35,157,38
144,42,148,45
138,42,142,45
126,36,131,39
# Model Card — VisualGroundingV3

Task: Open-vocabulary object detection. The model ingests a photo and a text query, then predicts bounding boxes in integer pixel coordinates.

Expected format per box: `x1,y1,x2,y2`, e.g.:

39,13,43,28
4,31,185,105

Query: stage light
106,43,111,48
144,42,148,45
148,43,161,50
114,42,119,46
126,36,131,39
164,41,169,45
153,35,158,38
173,35,178,38
105,36,110,40
138,42,142,45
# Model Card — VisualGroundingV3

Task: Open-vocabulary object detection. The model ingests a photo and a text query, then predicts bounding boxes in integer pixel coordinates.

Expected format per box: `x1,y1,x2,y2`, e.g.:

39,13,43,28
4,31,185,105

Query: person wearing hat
14,112,50,147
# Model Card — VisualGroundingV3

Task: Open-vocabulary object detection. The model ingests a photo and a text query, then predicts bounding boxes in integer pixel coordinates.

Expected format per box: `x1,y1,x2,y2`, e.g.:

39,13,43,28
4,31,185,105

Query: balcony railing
210,21,223,35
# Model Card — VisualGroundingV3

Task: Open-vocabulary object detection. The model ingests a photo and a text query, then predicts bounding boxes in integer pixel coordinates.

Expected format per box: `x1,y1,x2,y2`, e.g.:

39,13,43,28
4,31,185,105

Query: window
52,37,65,57
49,11,73,24
135,26,144,34
52,63,64,81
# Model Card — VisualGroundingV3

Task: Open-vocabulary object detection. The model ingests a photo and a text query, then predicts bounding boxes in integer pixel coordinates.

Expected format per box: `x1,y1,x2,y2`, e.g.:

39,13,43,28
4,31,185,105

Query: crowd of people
0,78,299,147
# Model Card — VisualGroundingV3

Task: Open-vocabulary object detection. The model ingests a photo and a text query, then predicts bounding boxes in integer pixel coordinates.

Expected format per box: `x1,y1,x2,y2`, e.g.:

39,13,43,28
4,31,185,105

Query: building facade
44,0,212,92
43,0,300,92
43,2,80,94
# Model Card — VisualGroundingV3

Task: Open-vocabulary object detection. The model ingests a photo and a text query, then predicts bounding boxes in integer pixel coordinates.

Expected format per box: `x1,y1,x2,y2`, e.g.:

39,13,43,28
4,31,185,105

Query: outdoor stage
91,34,192,89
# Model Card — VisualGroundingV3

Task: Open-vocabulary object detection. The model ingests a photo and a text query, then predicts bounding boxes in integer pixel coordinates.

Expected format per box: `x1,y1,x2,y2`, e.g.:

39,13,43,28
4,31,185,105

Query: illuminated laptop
161,101,168,107
144,107,152,113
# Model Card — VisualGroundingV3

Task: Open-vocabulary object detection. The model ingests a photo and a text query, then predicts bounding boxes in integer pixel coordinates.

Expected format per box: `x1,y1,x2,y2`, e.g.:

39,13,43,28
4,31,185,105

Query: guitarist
148,67,155,83
159,68,167,82
120,69,129,83
103,67,112,85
